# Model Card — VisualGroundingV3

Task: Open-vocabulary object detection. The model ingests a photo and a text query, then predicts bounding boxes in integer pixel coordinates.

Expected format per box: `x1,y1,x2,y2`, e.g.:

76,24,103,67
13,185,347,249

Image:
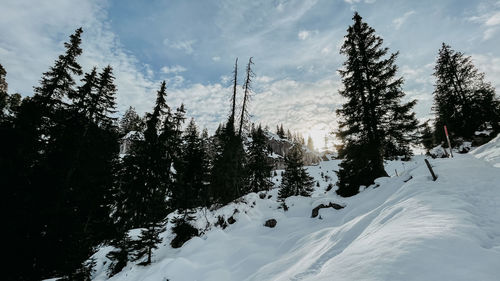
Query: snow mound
92,144,500,281
471,133,500,168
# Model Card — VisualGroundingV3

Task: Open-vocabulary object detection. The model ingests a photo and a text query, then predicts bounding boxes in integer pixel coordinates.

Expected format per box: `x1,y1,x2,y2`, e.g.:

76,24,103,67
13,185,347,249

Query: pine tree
278,143,314,200
120,106,143,134
247,125,273,193
106,232,132,277
114,82,172,265
35,27,83,108
336,12,418,196
132,221,166,265
420,120,435,153
433,43,499,142
277,123,285,139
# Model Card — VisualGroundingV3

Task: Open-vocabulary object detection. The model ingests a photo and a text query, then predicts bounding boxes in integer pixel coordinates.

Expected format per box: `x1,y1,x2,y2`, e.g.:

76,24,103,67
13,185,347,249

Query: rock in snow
89,134,500,281
264,219,277,228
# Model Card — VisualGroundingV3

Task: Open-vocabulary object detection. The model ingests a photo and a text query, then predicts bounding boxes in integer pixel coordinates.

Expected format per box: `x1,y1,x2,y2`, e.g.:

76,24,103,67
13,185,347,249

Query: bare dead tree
238,57,254,136
229,58,238,129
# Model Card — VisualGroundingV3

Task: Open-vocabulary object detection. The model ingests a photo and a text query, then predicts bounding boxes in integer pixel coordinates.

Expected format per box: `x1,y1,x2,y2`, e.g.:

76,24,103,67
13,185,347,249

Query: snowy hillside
91,135,500,281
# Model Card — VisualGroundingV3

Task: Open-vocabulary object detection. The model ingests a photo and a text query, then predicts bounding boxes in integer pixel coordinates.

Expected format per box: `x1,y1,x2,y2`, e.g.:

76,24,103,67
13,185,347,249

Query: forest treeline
1,12,498,281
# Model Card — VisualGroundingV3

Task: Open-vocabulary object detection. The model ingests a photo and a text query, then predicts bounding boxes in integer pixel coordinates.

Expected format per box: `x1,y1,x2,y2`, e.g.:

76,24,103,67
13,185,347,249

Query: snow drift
90,135,500,281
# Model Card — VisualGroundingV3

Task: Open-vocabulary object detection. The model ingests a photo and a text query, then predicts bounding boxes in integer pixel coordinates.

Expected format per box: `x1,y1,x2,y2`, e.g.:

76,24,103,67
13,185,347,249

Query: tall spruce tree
247,124,274,193
35,27,83,108
336,12,418,197
433,43,499,142
278,143,314,200
113,82,171,266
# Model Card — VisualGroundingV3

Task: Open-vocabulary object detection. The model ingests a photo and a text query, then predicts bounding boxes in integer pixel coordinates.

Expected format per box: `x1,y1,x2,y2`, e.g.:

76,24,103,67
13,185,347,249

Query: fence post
424,159,437,181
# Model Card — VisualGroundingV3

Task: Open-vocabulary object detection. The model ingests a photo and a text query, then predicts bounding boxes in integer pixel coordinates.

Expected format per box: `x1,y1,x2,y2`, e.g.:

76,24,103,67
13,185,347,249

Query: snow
90,136,500,281
471,133,500,168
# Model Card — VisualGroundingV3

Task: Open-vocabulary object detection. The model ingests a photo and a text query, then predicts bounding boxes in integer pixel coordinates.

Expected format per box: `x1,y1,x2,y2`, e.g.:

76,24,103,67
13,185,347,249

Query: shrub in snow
171,218,199,249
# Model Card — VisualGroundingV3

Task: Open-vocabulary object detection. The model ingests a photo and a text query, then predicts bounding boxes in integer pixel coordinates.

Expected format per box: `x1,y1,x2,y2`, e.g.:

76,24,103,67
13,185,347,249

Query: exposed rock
259,193,266,199
264,219,277,228
215,215,228,229
227,216,236,225
311,202,345,218
264,131,321,169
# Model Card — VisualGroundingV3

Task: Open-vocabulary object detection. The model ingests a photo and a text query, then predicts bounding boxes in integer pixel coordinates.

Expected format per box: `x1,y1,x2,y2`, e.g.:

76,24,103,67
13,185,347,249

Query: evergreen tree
34,27,83,108
420,120,435,153
171,118,207,211
2,28,123,281
247,125,274,193
106,232,132,277
278,143,314,200
277,123,285,139
210,121,246,204
132,221,166,265
432,43,500,142
114,82,172,265
120,106,143,134
336,12,417,196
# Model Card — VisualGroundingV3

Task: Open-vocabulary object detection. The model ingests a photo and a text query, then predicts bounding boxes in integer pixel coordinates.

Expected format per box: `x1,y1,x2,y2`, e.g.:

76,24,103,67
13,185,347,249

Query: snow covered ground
91,135,500,281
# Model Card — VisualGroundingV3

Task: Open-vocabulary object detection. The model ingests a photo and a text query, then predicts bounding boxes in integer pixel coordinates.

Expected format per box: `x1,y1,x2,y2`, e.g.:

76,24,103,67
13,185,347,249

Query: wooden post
444,125,453,158
424,159,437,181
395,169,398,177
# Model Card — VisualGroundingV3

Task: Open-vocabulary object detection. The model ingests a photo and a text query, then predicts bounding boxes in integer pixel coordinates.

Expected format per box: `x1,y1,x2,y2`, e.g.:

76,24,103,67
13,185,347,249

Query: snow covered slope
471,133,500,168
91,138,500,281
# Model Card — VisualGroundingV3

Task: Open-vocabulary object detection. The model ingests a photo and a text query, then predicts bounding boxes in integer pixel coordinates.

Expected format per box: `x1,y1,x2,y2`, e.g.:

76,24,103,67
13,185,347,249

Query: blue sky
1,0,500,148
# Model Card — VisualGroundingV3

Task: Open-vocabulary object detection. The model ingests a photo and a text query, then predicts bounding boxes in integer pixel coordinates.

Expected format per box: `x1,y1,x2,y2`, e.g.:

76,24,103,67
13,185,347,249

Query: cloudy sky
1,0,500,148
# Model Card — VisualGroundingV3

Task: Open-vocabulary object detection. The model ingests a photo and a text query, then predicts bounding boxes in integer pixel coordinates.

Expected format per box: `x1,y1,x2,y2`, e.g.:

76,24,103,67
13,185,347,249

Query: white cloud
298,30,311,40
212,56,221,61
163,39,196,54
344,0,376,4
0,0,158,114
160,65,187,74
485,11,500,26
471,53,500,89
469,5,500,40
393,11,415,30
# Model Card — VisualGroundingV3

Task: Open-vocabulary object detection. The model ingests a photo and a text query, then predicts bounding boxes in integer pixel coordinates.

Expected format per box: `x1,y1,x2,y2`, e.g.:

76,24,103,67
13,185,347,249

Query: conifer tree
335,12,418,196
247,124,274,193
120,106,143,134
420,120,435,153
34,27,83,108
432,43,499,142
114,82,171,265
171,118,207,211
106,232,132,277
3,28,123,281
278,143,314,200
